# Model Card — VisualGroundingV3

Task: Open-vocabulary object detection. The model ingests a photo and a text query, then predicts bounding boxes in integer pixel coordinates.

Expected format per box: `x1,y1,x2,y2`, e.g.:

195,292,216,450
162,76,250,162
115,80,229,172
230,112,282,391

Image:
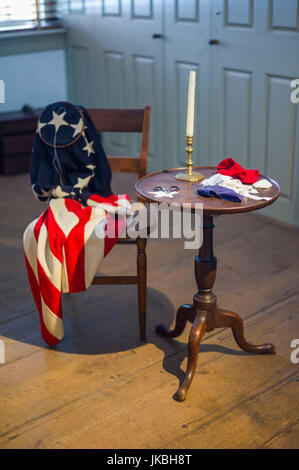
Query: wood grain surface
0,172,298,449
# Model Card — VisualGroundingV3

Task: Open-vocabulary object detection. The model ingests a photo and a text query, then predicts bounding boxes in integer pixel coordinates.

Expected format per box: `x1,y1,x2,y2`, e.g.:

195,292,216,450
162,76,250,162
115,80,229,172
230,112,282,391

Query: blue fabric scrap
197,185,243,202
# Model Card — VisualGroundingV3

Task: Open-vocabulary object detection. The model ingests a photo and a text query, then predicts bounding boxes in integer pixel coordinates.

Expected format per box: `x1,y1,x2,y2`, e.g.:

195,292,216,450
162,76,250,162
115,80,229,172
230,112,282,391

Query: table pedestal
156,215,276,401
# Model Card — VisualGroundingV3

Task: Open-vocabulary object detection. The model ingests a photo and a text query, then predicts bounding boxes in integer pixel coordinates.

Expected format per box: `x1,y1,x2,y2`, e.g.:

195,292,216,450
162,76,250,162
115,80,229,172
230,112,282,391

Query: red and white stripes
23,194,131,346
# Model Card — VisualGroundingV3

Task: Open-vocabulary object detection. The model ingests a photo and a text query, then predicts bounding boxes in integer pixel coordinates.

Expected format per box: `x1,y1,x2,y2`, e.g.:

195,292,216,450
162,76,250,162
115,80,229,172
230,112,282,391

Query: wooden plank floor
0,173,298,449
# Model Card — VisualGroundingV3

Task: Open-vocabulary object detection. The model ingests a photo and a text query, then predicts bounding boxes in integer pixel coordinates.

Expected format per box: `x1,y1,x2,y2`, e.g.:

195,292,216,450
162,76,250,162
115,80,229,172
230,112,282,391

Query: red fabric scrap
217,158,259,184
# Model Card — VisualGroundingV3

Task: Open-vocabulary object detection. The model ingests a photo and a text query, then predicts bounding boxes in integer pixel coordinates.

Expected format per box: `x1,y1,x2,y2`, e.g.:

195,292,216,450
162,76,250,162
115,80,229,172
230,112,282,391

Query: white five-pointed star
70,118,83,138
74,175,93,189
48,110,69,132
52,185,70,198
32,184,51,199
83,140,95,157
148,190,179,199
86,164,96,171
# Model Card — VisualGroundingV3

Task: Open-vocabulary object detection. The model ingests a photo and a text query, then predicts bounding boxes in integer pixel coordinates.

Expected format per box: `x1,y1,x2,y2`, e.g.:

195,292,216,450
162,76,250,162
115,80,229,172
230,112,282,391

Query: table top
135,166,280,215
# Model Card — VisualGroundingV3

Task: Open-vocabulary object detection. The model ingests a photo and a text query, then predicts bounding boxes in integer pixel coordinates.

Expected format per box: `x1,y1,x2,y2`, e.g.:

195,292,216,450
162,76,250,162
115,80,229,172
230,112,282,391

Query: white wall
0,49,67,112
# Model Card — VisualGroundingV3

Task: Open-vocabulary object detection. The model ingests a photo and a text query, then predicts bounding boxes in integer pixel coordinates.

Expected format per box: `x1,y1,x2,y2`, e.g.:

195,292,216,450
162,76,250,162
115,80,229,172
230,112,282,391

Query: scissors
152,185,180,196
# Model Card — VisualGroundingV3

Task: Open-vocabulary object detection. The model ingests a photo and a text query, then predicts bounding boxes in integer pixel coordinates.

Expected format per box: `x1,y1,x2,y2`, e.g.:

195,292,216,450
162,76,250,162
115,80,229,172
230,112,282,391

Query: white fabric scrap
148,190,179,199
252,178,273,189
200,174,272,201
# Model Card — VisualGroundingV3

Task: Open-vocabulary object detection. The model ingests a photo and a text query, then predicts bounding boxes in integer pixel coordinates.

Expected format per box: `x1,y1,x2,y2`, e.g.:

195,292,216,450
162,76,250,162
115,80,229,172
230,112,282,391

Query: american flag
24,194,131,346
24,101,133,346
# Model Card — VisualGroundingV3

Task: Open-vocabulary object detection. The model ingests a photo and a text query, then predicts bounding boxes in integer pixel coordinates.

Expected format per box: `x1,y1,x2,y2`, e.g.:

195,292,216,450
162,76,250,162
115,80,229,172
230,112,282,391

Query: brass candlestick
175,135,205,182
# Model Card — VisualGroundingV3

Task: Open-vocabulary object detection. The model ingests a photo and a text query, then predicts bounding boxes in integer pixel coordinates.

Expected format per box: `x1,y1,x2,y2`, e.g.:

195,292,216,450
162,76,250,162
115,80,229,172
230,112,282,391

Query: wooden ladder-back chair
87,106,151,340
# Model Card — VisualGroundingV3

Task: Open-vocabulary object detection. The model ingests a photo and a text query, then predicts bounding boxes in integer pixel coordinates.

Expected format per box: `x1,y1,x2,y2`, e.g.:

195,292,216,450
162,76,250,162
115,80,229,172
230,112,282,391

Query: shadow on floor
3,286,252,400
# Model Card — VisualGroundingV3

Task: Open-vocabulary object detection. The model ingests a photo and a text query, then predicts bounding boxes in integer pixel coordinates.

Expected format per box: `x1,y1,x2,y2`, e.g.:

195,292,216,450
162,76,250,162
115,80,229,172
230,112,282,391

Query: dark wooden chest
0,109,40,175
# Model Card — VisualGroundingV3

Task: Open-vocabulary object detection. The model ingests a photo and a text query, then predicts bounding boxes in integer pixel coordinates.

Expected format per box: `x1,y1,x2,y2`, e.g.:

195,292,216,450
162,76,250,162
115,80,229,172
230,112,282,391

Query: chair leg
137,237,147,340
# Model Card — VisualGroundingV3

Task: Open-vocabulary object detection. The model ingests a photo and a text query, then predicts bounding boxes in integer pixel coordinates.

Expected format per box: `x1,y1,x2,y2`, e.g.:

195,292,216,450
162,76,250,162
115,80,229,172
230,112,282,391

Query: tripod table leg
215,308,276,354
156,304,194,338
176,310,207,401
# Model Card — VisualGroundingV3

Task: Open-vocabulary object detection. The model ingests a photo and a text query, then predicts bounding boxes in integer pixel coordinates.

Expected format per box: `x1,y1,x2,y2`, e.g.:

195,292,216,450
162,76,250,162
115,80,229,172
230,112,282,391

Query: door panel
104,52,126,109
175,0,199,21
264,75,297,199
104,51,130,151
225,0,253,27
102,0,121,16
271,0,299,30
223,69,251,168
65,14,96,107
70,46,93,106
132,0,153,18
132,55,157,159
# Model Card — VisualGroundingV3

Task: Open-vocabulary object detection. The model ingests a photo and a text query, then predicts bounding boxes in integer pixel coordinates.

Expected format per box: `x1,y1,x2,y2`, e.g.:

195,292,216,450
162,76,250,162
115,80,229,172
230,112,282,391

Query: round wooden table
135,166,280,401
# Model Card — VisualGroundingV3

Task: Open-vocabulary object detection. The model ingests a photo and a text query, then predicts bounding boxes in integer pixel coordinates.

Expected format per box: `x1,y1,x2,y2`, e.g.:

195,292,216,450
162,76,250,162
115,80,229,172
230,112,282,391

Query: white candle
186,70,196,137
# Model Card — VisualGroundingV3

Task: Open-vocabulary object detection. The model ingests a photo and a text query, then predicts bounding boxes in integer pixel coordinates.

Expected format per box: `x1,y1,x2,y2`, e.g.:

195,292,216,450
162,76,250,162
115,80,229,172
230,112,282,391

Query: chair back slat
108,156,139,173
86,106,151,178
87,108,144,132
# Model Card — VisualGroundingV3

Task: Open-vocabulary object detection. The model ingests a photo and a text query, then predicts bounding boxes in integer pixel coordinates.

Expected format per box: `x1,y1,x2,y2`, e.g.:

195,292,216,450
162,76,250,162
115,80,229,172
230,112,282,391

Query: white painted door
66,1,211,173
163,0,211,169
65,0,299,226
66,0,164,173
210,0,299,225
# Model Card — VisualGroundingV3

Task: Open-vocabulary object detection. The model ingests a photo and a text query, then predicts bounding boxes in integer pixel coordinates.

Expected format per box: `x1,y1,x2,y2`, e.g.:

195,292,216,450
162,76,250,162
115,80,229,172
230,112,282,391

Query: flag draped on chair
23,102,133,346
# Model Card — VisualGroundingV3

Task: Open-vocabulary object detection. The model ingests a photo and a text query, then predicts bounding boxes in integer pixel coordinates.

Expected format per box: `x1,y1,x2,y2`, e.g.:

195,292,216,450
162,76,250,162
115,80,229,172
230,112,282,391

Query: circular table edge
134,166,281,215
